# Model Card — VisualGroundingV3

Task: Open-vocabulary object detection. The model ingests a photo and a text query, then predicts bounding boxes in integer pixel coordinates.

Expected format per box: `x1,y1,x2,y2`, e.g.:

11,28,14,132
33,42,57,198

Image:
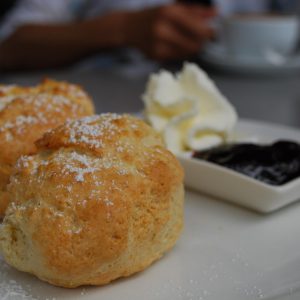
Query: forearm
0,3,216,70
0,11,130,71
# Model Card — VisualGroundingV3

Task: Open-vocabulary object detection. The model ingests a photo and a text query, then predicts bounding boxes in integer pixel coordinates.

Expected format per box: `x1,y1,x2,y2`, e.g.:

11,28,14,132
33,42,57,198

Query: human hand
124,3,216,61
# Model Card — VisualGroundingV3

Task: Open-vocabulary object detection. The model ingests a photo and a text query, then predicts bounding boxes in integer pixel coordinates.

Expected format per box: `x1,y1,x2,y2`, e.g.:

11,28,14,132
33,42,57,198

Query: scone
0,79,94,216
0,114,184,288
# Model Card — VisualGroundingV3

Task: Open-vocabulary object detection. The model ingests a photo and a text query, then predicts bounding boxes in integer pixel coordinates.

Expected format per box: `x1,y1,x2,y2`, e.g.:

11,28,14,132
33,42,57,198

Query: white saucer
201,43,300,75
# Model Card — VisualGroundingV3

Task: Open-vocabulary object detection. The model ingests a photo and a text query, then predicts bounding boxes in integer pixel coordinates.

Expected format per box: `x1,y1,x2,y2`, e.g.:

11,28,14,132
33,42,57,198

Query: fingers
154,20,201,54
125,3,217,61
149,23,207,61
162,4,216,41
150,42,196,61
147,4,215,60
181,4,217,19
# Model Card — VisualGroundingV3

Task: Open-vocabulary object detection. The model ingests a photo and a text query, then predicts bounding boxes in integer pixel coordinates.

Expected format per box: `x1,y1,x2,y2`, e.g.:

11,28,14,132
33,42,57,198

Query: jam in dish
192,141,300,186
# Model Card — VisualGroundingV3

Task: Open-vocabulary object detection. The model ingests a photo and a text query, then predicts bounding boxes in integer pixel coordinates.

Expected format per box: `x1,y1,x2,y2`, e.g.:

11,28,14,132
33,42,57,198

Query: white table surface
1,61,300,128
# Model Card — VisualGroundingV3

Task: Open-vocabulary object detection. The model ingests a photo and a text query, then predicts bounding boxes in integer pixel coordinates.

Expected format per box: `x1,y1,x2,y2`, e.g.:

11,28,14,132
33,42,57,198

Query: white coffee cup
221,14,300,59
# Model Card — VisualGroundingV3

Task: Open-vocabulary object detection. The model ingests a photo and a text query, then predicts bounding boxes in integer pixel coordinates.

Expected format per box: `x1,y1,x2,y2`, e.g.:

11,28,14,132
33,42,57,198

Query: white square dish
178,119,300,213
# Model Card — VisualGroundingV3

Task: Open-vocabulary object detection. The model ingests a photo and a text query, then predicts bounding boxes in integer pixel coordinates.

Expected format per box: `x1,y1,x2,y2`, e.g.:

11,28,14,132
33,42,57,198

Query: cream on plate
142,63,237,154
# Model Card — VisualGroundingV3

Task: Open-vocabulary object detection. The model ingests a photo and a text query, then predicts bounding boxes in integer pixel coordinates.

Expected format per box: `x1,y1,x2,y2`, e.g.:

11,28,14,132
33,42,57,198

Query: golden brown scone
0,79,94,216
0,114,184,288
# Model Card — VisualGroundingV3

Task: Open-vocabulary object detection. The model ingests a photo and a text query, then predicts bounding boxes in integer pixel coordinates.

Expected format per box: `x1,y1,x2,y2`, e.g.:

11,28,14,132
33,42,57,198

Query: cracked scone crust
0,79,94,216
0,114,184,288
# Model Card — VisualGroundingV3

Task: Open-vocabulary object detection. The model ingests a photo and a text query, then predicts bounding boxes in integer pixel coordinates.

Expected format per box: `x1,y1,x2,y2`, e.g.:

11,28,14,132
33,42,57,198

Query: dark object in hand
178,0,213,7
193,141,300,186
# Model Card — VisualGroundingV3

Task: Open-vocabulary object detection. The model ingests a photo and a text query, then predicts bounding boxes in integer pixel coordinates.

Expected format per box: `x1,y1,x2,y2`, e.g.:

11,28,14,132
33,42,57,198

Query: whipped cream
142,63,238,154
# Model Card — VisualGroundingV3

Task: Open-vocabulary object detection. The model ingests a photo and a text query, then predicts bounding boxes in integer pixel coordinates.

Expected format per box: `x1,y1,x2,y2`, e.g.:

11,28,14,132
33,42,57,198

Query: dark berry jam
192,141,300,186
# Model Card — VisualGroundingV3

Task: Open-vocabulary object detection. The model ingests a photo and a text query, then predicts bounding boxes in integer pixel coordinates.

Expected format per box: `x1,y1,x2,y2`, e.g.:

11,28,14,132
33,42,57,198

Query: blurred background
0,1,17,22
1,3,300,300
0,0,299,127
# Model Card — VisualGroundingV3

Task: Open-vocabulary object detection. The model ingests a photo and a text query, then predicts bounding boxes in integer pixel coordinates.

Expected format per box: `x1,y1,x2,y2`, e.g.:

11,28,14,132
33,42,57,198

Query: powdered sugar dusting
0,116,38,134
60,82,88,99
0,95,47,132
0,81,91,136
0,95,18,111
103,198,114,206
16,155,35,170
53,150,128,185
61,151,99,182
0,84,16,93
66,114,123,148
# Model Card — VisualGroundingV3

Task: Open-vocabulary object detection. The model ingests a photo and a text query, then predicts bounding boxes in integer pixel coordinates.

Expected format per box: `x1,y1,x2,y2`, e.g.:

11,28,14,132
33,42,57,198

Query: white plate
178,119,300,213
2,119,300,300
201,43,300,75
2,189,300,300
